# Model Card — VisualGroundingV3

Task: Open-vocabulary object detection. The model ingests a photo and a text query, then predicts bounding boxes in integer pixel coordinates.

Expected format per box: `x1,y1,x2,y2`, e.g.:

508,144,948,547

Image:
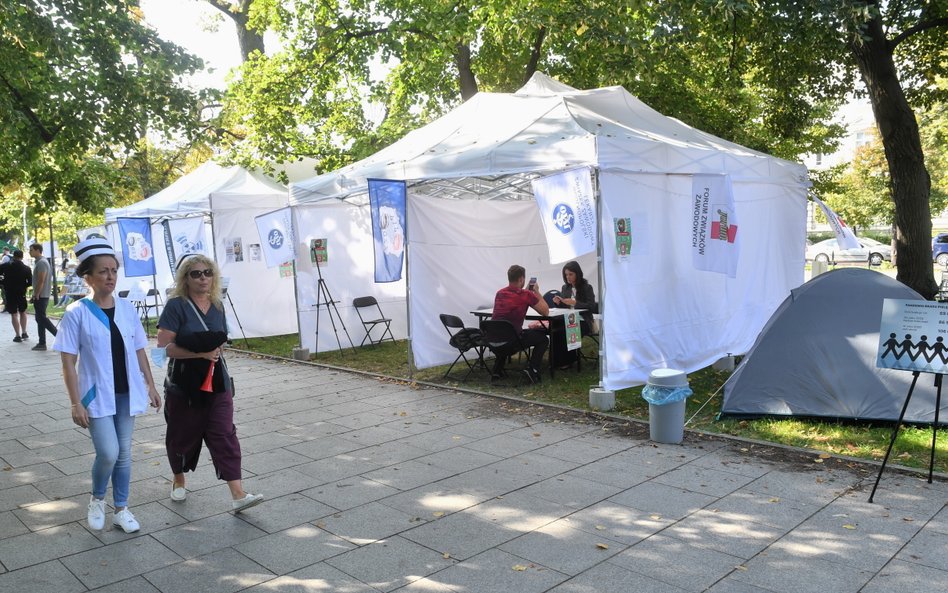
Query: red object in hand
200,360,215,392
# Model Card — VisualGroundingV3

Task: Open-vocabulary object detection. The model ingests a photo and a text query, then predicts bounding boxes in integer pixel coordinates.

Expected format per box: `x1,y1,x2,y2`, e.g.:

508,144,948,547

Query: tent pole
404,192,414,380
289,206,304,350
593,167,606,388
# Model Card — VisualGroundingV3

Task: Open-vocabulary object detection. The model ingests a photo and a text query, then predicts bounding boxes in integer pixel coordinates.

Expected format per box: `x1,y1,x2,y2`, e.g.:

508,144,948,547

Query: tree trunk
455,42,478,101
849,12,936,298
207,0,265,62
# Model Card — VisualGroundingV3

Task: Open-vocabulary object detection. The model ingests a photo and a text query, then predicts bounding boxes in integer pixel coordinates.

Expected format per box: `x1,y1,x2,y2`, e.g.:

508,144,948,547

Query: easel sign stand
869,298,946,503
312,253,354,358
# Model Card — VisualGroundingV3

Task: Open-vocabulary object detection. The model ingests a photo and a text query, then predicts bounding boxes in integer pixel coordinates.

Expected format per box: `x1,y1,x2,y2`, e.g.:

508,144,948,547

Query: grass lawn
234,334,948,474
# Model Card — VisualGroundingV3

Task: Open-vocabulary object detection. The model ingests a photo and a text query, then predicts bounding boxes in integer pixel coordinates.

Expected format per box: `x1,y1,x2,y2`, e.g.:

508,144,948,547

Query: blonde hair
171,254,223,308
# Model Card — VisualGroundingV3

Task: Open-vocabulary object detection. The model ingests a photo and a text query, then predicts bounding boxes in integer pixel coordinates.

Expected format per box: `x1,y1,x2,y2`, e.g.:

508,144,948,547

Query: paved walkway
0,319,945,593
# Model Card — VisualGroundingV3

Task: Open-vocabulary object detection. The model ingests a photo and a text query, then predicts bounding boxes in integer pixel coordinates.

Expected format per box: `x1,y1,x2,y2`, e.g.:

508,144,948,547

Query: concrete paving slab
150,512,268,559
0,510,29,539
227,492,335,534
519,474,625,510
142,547,273,593
302,476,401,511
730,548,876,593
499,521,626,576
325,535,456,592
60,535,182,589
607,533,744,591
415,548,569,593
320,500,426,544
89,575,162,593
241,561,383,593
377,485,490,518
661,508,785,559
0,522,102,570
234,523,355,574
560,502,672,546
546,560,689,593
0,559,87,593
362,459,459,491
859,558,948,593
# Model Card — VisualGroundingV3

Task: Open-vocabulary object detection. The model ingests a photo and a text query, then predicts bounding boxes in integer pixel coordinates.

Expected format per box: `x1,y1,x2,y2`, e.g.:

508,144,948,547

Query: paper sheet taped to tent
722,269,948,424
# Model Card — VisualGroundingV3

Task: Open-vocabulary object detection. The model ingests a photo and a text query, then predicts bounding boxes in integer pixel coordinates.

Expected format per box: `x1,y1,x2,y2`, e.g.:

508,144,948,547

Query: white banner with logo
163,216,208,272
812,196,860,250
531,167,597,264
254,207,295,269
691,174,739,278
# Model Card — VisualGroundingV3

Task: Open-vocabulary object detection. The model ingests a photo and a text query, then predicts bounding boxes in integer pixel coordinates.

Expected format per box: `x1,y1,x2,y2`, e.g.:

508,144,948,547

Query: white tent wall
211,194,299,338
293,203,407,352
599,172,806,389
408,193,598,369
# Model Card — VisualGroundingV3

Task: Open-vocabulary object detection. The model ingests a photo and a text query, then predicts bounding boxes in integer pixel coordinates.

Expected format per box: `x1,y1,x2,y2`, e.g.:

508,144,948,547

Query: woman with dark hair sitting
54,239,162,532
550,260,597,368
156,254,263,513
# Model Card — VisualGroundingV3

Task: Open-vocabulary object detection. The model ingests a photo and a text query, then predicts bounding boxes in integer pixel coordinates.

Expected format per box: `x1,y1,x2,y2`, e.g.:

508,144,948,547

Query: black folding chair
480,319,536,385
138,288,163,321
439,314,487,381
353,296,396,346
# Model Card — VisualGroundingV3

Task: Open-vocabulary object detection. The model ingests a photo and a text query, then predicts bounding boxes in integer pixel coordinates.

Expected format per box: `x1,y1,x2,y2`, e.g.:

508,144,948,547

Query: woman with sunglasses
156,254,263,513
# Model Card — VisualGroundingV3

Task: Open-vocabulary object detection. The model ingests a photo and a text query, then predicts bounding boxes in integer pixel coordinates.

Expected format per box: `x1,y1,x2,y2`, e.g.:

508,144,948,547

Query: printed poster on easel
564,311,582,351
877,298,948,374
310,238,328,264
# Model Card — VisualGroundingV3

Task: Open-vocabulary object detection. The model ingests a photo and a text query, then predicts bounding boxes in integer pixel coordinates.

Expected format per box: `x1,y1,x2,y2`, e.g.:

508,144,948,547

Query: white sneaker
170,484,187,502
112,508,140,533
87,496,106,531
232,493,264,513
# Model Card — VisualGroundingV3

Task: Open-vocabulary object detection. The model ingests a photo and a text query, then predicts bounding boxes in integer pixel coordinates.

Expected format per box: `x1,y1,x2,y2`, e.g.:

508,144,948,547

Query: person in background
29,243,58,351
157,254,263,513
54,238,162,533
491,264,550,383
0,247,11,265
1,250,32,342
551,260,597,368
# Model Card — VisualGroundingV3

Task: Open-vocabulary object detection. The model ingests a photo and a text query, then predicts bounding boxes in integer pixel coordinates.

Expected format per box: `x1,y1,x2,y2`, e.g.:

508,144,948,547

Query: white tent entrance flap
293,203,407,353
408,191,597,370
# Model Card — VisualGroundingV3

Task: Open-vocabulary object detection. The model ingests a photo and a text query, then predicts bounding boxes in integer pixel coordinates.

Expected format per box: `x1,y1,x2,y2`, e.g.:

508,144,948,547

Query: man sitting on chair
491,264,550,383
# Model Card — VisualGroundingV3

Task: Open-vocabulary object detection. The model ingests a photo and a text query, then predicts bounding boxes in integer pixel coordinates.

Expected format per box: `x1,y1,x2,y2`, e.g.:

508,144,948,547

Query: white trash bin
644,369,690,444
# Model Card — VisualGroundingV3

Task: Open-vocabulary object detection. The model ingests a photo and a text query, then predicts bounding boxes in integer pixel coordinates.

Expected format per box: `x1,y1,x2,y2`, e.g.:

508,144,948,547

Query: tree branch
889,17,948,50
0,72,58,143
523,26,546,84
205,0,238,20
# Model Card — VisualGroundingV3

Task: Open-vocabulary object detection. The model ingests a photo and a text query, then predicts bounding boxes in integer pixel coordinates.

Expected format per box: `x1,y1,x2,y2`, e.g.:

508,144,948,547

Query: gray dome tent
722,268,947,424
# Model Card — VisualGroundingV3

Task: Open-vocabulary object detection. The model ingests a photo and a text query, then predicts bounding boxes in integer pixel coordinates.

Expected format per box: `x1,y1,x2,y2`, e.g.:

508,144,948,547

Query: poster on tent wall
691,174,739,278
877,298,948,374
116,218,156,277
255,207,295,269
812,196,860,250
162,217,208,273
368,179,406,283
531,167,597,264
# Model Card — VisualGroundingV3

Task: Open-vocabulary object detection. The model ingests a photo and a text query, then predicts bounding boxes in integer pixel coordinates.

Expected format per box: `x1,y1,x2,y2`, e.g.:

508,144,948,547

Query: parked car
805,237,892,266
933,233,948,266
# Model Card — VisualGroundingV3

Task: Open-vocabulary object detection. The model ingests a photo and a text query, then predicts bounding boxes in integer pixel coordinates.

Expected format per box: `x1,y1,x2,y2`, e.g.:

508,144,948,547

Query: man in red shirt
491,264,550,382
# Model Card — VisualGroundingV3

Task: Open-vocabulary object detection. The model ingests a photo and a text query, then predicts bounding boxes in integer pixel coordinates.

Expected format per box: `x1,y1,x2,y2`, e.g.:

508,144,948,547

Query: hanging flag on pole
812,196,860,250
254,207,296,269
117,218,156,277
368,178,407,283
691,174,739,277
163,217,208,274
531,167,597,264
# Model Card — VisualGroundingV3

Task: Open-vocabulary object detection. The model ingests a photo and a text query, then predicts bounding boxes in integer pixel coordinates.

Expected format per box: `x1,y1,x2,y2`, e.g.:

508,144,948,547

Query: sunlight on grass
229,335,947,473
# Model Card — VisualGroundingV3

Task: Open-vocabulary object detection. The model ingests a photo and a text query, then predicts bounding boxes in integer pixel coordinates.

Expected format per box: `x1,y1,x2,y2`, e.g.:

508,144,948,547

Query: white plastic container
646,368,689,444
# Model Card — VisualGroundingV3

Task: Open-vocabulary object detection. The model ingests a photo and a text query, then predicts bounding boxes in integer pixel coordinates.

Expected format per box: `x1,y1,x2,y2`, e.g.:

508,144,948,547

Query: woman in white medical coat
53,239,161,533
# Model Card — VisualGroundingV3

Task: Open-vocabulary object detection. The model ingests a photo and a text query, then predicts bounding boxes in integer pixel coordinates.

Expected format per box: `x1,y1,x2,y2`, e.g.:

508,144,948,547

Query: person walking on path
53,238,162,533
0,250,32,342
156,254,263,513
29,243,58,350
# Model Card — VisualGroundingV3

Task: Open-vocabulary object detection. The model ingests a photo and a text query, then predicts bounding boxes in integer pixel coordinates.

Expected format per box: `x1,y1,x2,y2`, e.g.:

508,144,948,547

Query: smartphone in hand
528,276,537,290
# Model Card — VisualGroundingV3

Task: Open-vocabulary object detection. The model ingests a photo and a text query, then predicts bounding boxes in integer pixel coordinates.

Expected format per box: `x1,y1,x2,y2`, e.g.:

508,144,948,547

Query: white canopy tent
290,73,809,389
104,162,299,338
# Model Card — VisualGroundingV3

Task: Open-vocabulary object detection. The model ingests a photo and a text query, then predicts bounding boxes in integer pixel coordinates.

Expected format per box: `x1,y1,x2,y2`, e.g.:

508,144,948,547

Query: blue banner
368,179,407,283
117,217,156,277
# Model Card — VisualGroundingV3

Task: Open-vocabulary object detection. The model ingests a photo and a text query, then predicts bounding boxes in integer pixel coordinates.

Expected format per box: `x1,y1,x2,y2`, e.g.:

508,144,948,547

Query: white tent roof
290,73,808,204
105,161,287,222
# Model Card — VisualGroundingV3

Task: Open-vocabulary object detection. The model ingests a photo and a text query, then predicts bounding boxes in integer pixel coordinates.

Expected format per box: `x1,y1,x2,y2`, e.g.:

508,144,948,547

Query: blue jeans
87,393,135,507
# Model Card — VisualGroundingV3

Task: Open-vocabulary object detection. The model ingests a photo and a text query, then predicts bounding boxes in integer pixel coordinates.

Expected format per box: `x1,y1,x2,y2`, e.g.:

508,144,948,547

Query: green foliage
0,1,206,207
220,0,849,173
